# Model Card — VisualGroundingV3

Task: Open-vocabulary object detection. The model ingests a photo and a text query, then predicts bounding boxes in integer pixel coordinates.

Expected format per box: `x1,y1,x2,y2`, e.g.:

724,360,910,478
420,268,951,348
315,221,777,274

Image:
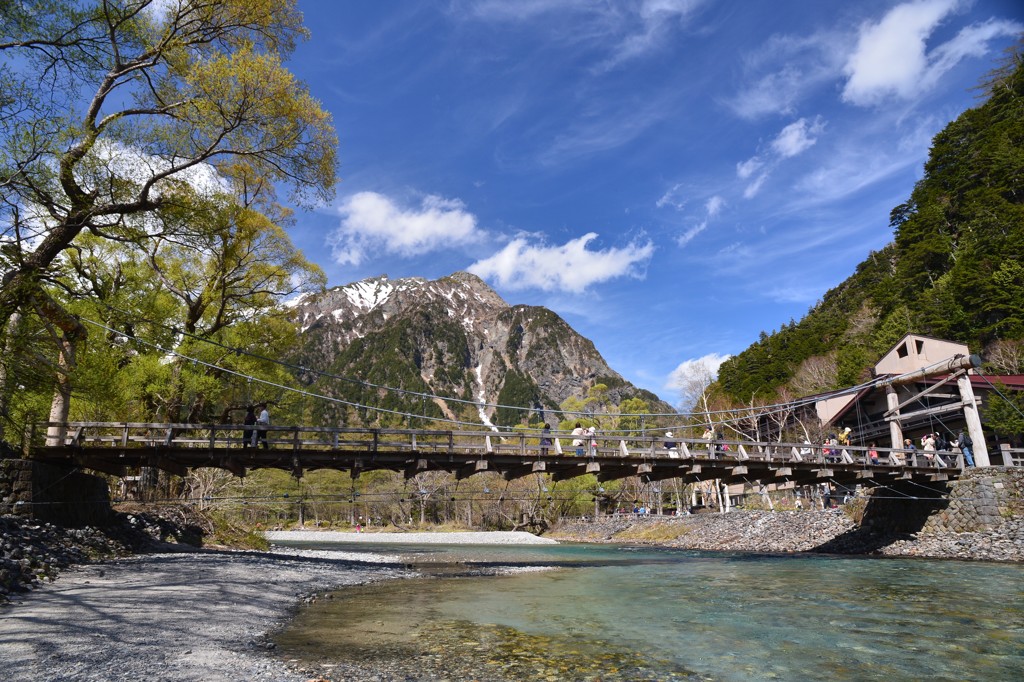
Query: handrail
30,421,965,471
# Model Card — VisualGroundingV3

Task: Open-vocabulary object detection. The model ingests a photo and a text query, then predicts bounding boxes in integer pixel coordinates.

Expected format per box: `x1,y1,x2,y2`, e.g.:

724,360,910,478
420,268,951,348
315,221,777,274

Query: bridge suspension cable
76,313,886,430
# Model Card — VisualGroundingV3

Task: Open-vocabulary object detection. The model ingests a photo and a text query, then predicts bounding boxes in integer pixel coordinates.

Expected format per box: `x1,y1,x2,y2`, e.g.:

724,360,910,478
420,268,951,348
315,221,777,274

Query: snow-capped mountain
288,272,671,427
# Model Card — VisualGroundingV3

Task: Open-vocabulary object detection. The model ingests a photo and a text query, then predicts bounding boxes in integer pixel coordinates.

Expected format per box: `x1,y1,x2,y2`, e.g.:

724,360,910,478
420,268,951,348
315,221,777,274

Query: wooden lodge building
796,334,1024,466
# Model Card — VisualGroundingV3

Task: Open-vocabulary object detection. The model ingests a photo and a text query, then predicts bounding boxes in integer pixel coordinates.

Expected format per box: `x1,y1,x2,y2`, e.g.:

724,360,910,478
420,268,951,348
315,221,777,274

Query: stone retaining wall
920,467,1024,533
0,459,112,527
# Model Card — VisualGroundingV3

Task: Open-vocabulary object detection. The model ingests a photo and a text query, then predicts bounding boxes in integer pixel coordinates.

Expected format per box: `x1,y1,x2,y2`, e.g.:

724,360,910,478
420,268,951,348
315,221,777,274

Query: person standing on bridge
242,405,257,449
571,422,585,456
540,423,552,456
921,433,937,462
252,403,270,449
956,430,975,467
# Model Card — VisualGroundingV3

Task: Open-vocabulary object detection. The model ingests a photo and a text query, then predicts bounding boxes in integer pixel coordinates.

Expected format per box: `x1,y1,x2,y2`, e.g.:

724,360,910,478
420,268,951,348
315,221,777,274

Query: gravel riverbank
0,544,418,682
550,509,1024,562
0,522,564,682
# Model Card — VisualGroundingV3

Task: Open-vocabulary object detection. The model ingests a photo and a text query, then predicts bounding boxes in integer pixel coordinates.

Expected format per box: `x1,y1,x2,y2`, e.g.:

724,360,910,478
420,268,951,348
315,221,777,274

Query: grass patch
612,521,689,542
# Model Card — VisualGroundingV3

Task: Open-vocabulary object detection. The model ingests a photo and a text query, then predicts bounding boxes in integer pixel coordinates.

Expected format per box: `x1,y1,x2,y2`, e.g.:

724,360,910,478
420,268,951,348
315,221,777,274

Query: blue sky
283,0,1022,406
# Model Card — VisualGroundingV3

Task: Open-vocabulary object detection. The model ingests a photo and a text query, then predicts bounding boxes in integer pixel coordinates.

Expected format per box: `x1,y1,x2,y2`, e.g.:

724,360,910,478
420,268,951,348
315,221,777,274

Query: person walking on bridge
252,403,270,449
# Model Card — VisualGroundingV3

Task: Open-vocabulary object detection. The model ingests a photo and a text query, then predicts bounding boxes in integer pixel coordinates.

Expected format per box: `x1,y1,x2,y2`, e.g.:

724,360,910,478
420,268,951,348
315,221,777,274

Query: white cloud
656,183,687,210
330,191,481,266
705,195,725,217
676,223,706,248
841,0,1021,106
726,32,849,119
743,172,769,199
462,0,706,70
771,117,826,158
676,194,724,247
736,157,763,180
665,352,731,393
468,232,654,293
599,0,706,69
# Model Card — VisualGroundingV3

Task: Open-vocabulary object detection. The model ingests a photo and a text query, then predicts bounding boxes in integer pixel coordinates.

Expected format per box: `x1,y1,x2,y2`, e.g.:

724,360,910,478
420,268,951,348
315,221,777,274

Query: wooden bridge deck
27,422,965,488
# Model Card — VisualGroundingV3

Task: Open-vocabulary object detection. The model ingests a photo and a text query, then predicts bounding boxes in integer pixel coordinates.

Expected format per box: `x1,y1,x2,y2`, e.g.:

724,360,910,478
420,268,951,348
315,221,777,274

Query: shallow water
274,542,1024,681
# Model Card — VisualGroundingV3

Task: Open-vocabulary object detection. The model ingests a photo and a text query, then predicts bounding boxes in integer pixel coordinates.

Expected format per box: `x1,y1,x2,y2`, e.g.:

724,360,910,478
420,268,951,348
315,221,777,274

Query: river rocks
551,468,1024,562
0,509,206,605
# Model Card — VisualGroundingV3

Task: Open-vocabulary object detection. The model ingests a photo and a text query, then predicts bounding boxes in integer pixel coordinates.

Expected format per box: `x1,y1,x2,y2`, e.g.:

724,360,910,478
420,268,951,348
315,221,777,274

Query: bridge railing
32,422,962,470
998,444,1023,467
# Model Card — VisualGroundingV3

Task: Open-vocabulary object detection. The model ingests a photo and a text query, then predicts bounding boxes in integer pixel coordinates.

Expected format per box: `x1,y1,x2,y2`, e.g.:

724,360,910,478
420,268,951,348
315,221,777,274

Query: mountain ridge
288,271,673,427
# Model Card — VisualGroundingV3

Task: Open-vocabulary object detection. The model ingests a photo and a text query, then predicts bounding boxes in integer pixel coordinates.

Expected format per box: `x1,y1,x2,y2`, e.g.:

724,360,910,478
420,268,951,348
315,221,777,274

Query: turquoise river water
274,541,1023,681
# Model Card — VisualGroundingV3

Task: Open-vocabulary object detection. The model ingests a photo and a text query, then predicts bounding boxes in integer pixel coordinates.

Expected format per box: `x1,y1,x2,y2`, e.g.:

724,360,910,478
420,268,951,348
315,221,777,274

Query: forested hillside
718,53,1024,402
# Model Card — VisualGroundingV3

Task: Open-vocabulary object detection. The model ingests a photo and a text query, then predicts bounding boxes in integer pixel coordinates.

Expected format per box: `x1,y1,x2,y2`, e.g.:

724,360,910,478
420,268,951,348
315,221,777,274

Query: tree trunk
45,334,76,446
0,311,23,442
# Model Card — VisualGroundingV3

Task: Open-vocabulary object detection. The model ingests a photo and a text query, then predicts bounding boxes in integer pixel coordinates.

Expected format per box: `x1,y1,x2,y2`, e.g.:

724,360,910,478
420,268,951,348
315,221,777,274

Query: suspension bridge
28,421,969,489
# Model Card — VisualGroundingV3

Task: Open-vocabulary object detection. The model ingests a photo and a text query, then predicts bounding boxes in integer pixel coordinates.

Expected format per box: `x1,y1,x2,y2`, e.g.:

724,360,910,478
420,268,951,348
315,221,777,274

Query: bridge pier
0,458,112,526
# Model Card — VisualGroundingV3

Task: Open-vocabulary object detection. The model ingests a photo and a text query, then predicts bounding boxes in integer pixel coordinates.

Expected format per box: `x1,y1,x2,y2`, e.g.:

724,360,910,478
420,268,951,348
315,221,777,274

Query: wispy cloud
771,116,826,157
676,194,725,247
735,117,826,199
705,195,725,217
330,191,482,266
597,0,707,70
460,0,708,70
841,0,1022,106
725,32,848,119
534,95,673,166
469,232,654,293
656,183,688,210
736,157,763,180
743,172,769,199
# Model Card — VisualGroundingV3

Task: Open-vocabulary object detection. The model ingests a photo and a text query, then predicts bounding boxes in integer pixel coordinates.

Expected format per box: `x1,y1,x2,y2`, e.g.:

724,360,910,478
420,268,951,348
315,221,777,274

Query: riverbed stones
552,468,1024,562
0,509,204,605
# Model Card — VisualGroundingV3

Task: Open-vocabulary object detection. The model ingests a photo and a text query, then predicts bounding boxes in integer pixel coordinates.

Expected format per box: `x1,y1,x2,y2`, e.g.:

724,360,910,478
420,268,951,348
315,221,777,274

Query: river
273,541,1024,681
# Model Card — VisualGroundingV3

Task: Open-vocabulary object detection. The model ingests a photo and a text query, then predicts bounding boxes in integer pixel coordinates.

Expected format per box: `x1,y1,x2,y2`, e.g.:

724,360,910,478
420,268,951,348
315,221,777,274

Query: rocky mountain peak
288,272,672,427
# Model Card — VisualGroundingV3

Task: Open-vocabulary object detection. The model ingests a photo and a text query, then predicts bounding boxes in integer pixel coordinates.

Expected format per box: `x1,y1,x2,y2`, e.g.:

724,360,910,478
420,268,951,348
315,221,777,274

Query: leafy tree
0,0,337,432
983,381,1024,444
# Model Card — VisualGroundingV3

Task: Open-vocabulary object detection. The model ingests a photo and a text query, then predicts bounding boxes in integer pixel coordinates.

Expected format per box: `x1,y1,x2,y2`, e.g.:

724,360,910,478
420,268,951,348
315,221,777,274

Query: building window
915,339,925,354
897,343,908,358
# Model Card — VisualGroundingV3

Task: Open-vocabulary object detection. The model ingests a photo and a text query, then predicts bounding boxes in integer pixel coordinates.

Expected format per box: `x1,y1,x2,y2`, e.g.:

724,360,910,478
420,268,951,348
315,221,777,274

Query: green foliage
495,370,542,426
983,381,1024,441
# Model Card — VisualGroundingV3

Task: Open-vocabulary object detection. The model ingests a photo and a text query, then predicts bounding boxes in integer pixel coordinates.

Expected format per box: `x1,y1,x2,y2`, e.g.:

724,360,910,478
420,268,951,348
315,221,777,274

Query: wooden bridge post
886,385,904,452
956,372,989,467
